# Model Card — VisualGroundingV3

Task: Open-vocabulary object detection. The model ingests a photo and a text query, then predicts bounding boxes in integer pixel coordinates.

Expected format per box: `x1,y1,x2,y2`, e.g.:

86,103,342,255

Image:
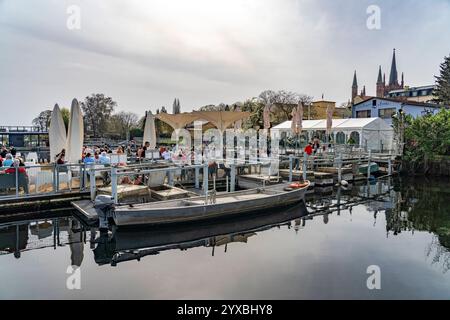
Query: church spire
351,70,358,102
389,48,399,86
377,66,383,83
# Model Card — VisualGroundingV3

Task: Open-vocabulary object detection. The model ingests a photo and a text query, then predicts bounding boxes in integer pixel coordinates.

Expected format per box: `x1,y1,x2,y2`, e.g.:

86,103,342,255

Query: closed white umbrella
143,111,156,149
297,102,304,133
263,104,271,130
66,99,84,163
234,106,242,130
49,104,67,162
326,105,333,134
290,107,298,134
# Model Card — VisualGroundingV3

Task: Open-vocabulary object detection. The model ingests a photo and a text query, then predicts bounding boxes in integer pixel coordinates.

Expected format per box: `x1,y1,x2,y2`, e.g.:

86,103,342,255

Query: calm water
0,177,449,300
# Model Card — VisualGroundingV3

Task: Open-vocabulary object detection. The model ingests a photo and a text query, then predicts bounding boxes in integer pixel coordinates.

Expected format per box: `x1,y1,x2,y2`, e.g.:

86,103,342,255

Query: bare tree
32,110,52,131
110,111,139,139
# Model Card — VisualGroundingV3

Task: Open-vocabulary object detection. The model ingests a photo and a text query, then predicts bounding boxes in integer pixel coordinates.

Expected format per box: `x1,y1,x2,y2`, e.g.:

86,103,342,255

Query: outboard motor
94,195,115,231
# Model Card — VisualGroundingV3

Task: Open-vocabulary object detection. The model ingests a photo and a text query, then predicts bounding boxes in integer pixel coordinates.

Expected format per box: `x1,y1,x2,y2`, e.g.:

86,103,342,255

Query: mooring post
288,155,293,182
52,163,57,193
111,166,118,204
302,152,307,182
195,166,200,189
226,175,229,192
89,164,96,201
167,168,174,186
367,149,372,180
388,158,392,176
14,161,19,198
230,163,236,192
337,152,342,184
203,163,208,195
55,164,60,193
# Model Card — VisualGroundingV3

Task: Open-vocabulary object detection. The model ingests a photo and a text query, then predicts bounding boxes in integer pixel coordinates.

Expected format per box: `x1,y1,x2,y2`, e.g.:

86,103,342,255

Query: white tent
273,117,394,151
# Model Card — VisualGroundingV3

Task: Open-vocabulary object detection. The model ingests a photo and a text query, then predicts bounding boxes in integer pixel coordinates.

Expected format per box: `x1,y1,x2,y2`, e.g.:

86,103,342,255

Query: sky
1,0,450,125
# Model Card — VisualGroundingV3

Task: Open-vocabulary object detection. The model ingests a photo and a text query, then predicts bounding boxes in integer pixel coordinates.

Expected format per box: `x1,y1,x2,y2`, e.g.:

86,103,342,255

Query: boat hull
112,183,309,227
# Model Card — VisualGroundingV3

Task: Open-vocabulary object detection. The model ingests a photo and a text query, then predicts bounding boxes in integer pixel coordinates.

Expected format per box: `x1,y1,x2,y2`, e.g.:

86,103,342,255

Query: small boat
92,181,310,228
358,162,379,175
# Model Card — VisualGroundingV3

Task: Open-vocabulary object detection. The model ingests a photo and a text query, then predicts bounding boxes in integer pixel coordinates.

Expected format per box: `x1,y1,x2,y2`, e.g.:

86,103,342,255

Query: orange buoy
289,182,308,189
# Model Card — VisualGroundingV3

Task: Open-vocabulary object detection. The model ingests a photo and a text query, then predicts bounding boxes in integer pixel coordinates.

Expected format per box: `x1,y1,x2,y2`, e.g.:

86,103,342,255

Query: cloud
0,0,449,124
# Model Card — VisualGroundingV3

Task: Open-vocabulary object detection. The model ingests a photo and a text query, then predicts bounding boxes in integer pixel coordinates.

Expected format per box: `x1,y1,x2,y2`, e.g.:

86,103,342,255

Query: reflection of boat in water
93,201,309,266
359,162,379,175
30,221,53,239
0,224,29,258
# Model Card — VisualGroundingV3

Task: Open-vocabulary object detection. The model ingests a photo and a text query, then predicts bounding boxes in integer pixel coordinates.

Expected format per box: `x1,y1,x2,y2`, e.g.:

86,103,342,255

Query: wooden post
288,155,293,183
367,149,372,180
111,166,118,204
388,158,392,176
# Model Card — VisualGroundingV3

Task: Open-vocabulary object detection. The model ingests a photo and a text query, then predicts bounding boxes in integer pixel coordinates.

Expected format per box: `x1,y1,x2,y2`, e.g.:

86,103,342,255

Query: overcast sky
1,0,449,125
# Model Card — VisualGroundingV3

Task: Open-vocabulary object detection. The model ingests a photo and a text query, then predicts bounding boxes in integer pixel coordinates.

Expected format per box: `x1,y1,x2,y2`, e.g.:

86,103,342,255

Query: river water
0,177,449,299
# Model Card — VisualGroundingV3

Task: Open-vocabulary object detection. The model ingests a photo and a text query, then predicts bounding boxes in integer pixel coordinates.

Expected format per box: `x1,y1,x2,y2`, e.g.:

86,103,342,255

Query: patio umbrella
326,105,333,134
234,106,242,130
296,102,304,133
290,107,298,134
143,111,156,149
263,103,271,130
49,104,67,162
66,98,84,163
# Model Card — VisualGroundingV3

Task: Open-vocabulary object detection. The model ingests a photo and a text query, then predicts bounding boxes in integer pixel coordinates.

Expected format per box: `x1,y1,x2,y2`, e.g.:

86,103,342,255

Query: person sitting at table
83,153,95,164
2,153,14,168
98,151,111,165
55,149,66,165
0,145,7,158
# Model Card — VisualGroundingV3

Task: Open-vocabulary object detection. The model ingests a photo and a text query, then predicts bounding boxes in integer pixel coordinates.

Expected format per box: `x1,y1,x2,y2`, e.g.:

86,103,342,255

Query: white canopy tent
273,117,394,151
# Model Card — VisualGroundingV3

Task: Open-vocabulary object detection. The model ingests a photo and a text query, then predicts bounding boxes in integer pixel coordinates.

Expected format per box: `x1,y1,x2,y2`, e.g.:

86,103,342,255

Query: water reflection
1,177,450,295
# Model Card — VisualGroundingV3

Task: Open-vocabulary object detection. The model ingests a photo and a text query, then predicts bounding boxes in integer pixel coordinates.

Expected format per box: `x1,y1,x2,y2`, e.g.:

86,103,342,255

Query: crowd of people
0,145,27,173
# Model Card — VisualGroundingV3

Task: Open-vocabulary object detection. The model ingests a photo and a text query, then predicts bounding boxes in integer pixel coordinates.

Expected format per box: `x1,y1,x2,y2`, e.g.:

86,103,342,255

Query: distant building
386,85,436,103
273,100,350,123
352,97,442,125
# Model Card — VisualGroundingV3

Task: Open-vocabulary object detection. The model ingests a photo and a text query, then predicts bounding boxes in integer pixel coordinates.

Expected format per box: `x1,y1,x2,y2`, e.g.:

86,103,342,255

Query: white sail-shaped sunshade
143,111,156,149
66,99,84,163
49,104,67,162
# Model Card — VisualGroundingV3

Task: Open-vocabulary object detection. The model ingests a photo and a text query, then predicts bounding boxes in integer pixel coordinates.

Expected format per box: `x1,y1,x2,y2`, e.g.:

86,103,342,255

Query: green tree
403,108,450,172
61,108,70,133
81,94,117,138
433,54,450,106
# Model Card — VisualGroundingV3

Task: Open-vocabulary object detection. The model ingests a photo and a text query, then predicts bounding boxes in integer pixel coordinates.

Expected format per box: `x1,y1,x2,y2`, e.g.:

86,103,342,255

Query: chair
26,152,38,163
